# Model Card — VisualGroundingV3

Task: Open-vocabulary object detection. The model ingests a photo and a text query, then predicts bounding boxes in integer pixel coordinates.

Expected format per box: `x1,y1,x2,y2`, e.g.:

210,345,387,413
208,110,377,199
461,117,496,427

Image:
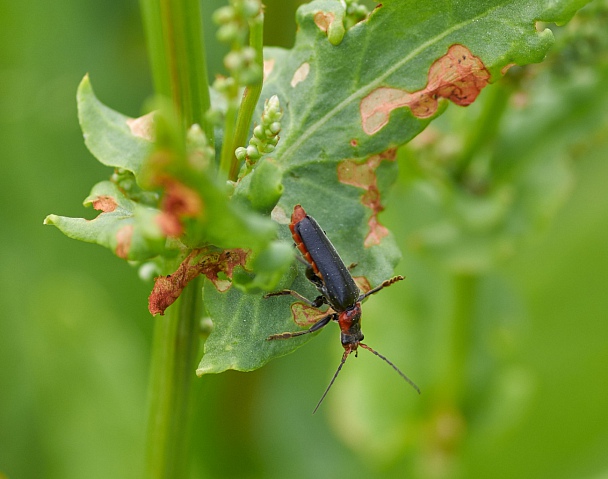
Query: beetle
265,204,420,412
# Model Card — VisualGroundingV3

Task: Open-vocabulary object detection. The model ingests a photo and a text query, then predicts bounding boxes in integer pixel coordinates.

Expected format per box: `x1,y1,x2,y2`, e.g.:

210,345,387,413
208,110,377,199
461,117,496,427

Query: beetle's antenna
359,343,421,394
313,349,351,414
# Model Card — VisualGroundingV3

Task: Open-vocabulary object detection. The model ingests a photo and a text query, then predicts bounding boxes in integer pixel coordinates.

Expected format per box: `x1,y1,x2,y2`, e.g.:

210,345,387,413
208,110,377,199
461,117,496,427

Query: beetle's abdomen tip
292,204,307,224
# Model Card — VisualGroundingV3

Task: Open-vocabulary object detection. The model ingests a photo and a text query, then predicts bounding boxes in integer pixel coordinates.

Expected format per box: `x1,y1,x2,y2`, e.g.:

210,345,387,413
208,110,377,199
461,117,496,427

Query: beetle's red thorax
338,304,363,350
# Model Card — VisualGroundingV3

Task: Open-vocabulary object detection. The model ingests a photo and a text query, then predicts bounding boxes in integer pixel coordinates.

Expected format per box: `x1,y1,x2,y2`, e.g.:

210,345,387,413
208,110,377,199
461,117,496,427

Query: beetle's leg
347,262,358,271
359,275,405,300
264,289,326,308
304,265,324,290
267,313,336,341
294,254,310,267
294,254,325,288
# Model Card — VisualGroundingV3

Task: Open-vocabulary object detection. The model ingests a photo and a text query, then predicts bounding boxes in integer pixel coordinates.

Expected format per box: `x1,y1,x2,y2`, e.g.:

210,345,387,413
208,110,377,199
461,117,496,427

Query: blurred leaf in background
2,1,608,479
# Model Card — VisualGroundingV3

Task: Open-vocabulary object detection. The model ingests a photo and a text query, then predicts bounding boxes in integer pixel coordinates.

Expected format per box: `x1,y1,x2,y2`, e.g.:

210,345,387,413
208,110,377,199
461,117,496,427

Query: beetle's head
313,302,421,414
338,303,363,352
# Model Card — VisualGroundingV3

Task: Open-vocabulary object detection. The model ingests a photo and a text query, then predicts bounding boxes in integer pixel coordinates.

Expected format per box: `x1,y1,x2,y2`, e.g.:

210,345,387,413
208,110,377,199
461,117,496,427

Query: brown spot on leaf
291,62,310,87
353,276,372,294
350,139,358,147
263,59,275,81
337,149,397,247
91,195,118,213
115,224,134,259
199,248,249,292
291,303,335,327
314,11,335,32
360,44,490,135
155,212,182,238
270,204,290,225
156,179,203,237
126,111,155,141
148,248,250,316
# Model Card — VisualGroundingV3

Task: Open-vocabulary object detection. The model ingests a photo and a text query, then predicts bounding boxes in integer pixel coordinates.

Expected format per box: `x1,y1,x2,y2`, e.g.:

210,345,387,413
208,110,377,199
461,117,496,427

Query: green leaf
197,0,589,374
142,109,278,253
44,181,169,261
78,75,153,181
232,158,284,215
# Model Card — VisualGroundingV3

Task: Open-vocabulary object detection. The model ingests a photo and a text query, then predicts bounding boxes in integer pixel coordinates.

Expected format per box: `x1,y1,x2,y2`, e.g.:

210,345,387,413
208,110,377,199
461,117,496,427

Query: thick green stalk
140,0,213,144
421,274,478,478
144,277,202,478
441,273,478,402
139,0,210,477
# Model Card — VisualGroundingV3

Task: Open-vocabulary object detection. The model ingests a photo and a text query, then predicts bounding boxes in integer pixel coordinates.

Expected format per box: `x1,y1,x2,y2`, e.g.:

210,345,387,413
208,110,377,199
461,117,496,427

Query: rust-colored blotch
91,195,118,213
360,44,490,135
314,11,335,33
337,149,396,247
115,224,134,259
148,248,249,316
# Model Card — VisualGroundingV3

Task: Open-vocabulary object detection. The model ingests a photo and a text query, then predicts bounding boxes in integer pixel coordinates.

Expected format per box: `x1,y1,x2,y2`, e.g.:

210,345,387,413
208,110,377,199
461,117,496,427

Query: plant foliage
45,0,590,376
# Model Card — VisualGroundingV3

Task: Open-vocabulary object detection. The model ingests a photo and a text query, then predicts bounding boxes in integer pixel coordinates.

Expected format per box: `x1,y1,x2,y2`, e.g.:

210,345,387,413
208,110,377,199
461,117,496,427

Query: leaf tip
43,214,57,226
78,73,92,96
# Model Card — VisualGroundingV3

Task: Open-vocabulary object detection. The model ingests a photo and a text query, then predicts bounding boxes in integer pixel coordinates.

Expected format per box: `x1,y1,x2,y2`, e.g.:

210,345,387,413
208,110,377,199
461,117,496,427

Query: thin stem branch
219,97,239,178
452,83,513,183
229,13,265,181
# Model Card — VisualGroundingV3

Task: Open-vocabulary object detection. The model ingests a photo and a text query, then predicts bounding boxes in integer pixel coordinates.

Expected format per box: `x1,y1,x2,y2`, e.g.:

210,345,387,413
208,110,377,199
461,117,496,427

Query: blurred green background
1,1,607,478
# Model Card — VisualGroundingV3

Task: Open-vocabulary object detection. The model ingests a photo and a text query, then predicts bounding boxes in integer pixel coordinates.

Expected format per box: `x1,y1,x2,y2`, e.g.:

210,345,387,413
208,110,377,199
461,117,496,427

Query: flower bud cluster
235,95,282,167
344,0,369,28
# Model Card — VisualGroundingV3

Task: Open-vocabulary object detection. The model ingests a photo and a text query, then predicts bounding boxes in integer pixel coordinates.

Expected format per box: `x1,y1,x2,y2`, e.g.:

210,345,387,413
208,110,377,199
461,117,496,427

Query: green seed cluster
213,0,263,90
235,95,283,166
344,0,369,28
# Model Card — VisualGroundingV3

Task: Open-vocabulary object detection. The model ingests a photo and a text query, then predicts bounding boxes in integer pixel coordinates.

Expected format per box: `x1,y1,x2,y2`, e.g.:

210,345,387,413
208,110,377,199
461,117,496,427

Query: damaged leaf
143,109,278,252
78,75,153,182
149,248,249,316
44,181,170,261
199,0,590,375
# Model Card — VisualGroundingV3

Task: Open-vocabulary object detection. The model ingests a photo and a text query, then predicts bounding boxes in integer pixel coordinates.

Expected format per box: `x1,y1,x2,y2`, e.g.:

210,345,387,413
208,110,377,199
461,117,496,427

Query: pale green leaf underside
198,0,589,375
78,75,152,181
44,181,167,261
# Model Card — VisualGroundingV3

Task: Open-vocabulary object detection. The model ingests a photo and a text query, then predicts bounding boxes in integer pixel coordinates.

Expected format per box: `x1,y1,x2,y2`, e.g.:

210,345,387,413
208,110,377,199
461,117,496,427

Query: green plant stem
144,277,203,479
423,273,478,476
452,82,513,182
228,13,264,181
139,0,209,477
219,98,239,178
440,273,478,404
140,0,213,145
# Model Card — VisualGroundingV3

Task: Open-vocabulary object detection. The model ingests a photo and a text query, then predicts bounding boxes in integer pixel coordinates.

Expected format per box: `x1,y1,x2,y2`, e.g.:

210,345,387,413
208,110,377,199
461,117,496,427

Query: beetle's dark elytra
292,212,360,311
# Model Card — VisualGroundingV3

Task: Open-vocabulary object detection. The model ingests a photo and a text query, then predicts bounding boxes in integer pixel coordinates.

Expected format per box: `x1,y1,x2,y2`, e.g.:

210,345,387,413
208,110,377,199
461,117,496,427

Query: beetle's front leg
267,313,337,341
264,289,326,308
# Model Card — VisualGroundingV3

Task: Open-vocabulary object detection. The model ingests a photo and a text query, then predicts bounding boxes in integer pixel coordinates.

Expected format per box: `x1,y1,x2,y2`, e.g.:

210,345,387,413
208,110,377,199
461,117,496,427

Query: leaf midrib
278,4,503,163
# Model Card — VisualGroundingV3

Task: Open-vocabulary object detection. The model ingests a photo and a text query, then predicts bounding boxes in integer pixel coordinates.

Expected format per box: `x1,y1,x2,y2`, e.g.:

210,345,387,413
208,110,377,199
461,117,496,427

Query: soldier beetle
266,204,420,412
